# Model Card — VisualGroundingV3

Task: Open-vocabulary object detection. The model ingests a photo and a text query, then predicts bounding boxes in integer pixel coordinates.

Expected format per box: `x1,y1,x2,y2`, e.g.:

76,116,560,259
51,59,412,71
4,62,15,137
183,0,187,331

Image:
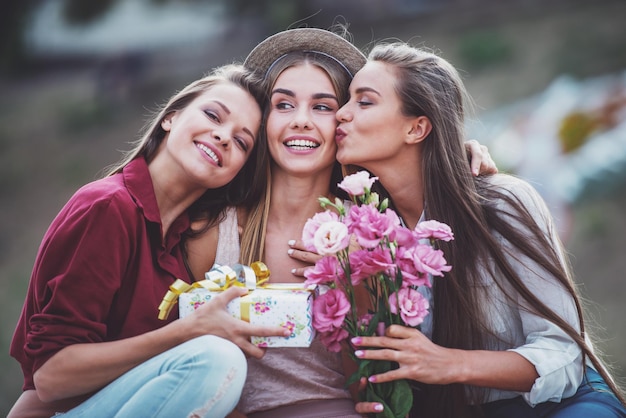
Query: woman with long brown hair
336,42,626,417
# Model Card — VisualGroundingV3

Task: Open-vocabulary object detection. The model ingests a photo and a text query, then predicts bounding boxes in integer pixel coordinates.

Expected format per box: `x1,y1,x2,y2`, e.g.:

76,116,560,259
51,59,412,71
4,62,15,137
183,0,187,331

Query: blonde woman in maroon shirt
8,65,290,418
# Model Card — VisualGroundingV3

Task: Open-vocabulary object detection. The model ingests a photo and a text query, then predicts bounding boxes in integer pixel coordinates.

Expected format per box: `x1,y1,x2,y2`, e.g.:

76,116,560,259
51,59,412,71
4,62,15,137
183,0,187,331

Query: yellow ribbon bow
158,261,270,320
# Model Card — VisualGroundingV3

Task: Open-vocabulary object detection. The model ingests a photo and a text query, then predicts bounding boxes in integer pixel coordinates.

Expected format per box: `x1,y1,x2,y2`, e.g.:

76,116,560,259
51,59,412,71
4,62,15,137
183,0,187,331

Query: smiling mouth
196,142,221,166
284,139,320,150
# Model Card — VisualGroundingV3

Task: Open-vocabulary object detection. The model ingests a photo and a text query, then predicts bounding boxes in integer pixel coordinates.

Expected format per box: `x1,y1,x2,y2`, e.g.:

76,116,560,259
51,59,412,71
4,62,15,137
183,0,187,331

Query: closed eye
204,109,220,122
234,136,249,152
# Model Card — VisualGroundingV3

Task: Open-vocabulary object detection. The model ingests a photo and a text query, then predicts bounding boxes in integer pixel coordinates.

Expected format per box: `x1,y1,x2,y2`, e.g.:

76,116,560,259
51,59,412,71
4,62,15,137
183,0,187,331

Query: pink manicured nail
374,403,384,412
354,350,364,358
351,337,362,345
368,375,377,383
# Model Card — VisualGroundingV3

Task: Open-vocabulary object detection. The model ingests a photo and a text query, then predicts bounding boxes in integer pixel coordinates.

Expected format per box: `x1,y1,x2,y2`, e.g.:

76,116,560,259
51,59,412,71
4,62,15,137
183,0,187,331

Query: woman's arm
34,286,290,402
351,325,539,415
351,325,538,390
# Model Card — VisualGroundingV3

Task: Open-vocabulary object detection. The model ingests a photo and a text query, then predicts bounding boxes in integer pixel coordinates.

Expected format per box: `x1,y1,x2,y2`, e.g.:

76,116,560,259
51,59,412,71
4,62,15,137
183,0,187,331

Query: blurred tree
0,1,36,75
62,0,118,26
223,0,316,31
457,30,513,72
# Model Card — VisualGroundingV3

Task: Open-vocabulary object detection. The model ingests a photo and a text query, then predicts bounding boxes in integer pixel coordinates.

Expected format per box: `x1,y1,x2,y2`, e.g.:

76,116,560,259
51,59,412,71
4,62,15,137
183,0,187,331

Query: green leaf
345,370,361,387
358,359,372,375
366,388,396,418
367,311,382,335
389,379,413,418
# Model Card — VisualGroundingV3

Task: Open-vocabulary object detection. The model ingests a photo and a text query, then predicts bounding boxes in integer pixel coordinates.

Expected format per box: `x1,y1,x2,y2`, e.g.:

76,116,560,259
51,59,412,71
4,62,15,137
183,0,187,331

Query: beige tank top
215,207,352,414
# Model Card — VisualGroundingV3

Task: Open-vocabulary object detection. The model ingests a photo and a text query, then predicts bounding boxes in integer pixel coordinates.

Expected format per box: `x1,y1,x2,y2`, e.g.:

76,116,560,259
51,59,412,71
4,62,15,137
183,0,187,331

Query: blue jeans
482,367,626,418
57,335,247,418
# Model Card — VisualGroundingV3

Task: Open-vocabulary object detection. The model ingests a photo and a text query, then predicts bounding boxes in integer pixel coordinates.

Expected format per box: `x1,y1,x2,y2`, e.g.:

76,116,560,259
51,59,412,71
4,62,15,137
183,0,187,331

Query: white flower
338,171,378,196
313,221,350,255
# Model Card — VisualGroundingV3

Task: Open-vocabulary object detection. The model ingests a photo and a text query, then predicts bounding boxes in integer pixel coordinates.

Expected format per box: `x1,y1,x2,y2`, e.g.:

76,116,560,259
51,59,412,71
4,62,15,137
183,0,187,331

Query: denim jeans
57,335,247,418
482,367,626,418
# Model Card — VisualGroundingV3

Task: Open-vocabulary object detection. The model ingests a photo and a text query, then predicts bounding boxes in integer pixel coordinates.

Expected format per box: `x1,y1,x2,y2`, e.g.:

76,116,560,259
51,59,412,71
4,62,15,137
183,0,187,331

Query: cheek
265,113,285,141
321,118,339,142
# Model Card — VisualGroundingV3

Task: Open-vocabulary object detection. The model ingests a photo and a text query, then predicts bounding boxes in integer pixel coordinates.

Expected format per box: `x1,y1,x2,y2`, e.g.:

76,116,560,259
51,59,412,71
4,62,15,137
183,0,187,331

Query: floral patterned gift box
179,284,317,348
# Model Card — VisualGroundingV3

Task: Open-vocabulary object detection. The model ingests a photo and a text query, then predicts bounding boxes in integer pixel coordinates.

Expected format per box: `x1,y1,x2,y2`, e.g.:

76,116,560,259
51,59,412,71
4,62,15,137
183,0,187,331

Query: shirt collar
123,157,190,238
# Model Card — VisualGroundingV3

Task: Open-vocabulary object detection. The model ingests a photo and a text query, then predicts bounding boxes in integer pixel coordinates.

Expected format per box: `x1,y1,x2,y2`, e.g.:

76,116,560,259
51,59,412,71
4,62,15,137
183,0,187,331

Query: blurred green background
2,0,626,414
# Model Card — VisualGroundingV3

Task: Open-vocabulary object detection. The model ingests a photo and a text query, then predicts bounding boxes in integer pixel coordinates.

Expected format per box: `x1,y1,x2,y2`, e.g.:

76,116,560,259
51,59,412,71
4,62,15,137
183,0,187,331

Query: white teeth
284,139,319,150
196,143,220,166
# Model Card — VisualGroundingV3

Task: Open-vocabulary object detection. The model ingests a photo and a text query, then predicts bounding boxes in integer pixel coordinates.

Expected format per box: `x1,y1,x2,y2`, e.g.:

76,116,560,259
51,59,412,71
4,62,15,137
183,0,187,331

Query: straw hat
244,28,366,77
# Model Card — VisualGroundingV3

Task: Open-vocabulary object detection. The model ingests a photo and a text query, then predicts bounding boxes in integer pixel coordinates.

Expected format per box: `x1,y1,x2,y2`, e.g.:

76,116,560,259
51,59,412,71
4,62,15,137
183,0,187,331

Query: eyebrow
214,100,231,115
213,100,255,143
271,88,338,101
354,86,381,96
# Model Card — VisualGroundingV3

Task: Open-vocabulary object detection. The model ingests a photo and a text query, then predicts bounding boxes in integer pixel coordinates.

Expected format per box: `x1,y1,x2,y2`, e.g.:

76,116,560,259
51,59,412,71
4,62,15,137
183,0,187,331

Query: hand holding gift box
159,262,317,348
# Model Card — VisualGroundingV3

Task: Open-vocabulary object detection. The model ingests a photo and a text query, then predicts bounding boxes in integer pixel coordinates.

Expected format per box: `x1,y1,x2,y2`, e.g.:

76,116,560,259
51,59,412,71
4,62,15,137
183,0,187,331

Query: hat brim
244,28,366,77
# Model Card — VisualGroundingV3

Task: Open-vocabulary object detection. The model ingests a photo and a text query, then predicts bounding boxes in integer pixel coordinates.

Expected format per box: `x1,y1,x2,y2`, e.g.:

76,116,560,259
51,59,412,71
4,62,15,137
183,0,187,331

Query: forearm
455,349,538,392
34,319,191,402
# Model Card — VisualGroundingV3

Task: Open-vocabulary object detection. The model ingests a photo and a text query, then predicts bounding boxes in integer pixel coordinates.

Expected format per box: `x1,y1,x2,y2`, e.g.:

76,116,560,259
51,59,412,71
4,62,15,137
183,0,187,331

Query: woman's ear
406,116,432,144
161,113,175,131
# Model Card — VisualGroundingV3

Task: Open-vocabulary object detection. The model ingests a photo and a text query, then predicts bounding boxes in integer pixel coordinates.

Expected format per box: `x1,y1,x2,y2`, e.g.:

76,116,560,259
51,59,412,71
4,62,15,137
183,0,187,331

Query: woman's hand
465,139,498,176
351,325,462,416
182,286,290,359
286,239,323,277
352,325,462,386
351,324,538,408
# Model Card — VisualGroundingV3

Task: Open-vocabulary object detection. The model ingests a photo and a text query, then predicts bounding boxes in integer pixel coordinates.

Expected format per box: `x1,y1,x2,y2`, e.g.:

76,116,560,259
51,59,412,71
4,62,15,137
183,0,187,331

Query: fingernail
473,168,479,175
290,268,296,274
288,240,296,246
287,249,294,255
368,375,377,383
351,337,362,345
374,403,384,412
354,350,364,358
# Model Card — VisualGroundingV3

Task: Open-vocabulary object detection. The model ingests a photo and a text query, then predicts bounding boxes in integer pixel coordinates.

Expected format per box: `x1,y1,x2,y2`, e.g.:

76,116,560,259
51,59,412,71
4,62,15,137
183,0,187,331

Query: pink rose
345,205,401,249
395,246,430,287
412,245,452,277
313,220,350,255
320,326,349,352
389,287,430,327
348,247,394,285
394,226,418,248
302,211,340,251
312,288,350,333
338,171,378,196
304,256,343,286
414,220,454,242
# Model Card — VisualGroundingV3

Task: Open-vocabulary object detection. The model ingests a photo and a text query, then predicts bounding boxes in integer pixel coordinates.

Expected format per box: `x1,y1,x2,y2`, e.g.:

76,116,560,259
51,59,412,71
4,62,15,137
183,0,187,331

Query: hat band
265,50,355,78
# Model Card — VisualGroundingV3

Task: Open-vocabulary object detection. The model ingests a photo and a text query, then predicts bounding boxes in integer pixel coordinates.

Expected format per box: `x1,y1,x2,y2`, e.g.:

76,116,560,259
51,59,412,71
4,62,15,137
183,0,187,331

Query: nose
213,128,231,148
336,104,351,123
289,107,311,129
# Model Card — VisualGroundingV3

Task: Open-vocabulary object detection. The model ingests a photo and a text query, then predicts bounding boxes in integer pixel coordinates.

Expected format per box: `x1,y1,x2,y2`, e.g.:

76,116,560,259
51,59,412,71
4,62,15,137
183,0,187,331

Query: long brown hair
105,64,268,229
368,42,625,417
240,51,352,264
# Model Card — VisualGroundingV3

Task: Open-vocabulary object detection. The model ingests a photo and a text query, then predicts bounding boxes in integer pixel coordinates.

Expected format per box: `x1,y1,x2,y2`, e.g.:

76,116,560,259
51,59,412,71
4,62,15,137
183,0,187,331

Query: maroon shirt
10,157,191,390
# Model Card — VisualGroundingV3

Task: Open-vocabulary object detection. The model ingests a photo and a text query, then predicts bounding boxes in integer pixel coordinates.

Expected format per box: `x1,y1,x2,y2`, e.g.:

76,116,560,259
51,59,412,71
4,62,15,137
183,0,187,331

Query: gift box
179,284,316,348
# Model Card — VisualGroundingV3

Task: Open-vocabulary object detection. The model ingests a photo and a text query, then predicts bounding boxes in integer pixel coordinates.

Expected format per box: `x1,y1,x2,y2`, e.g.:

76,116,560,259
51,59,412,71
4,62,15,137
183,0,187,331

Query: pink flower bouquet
302,171,454,418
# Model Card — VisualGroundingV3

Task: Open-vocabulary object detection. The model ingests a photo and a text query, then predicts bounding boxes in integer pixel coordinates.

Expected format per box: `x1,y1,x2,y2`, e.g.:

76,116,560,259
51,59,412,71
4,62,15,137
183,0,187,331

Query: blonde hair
105,64,268,227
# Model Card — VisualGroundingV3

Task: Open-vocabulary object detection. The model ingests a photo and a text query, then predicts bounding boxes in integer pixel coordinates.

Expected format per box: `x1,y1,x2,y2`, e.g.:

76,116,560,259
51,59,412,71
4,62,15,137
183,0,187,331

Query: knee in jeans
182,336,247,374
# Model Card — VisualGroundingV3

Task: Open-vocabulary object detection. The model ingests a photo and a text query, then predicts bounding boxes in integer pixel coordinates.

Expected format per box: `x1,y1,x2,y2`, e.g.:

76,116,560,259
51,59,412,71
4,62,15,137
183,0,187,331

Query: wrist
449,348,472,385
